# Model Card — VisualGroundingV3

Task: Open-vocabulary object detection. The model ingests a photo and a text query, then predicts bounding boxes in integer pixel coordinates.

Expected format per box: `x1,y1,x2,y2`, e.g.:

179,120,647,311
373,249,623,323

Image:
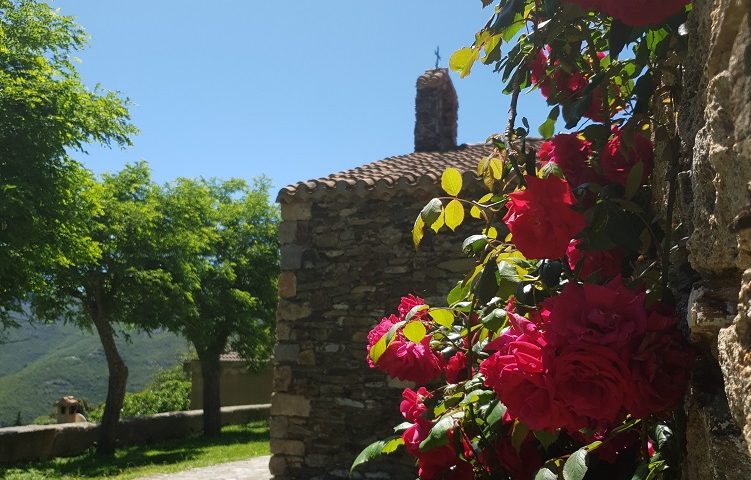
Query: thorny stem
504,72,526,188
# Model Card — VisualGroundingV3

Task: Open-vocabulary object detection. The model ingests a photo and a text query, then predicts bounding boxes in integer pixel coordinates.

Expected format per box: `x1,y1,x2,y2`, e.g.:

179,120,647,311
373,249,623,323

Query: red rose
503,175,586,260
400,387,431,422
566,239,623,280
542,277,647,349
563,0,690,26
538,134,598,188
445,351,468,384
403,420,473,480
550,345,630,431
366,314,401,369
600,126,654,187
399,294,428,320
624,310,693,417
483,436,543,480
480,320,568,431
530,49,608,122
366,315,444,384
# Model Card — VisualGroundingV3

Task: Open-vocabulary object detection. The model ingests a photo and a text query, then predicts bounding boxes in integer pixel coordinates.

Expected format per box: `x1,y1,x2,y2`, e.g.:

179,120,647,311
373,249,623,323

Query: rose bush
353,0,694,478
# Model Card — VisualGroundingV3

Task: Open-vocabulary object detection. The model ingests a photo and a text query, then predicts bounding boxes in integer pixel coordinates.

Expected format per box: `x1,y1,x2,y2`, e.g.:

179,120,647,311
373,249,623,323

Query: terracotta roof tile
278,141,543,202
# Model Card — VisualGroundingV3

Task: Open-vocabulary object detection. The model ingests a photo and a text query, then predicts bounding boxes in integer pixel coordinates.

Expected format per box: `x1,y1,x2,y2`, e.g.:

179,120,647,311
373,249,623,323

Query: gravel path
137,456,271,480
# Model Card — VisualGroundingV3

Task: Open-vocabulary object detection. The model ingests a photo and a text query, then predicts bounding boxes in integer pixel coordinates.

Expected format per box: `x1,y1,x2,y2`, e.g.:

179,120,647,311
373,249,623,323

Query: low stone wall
0,404,270,465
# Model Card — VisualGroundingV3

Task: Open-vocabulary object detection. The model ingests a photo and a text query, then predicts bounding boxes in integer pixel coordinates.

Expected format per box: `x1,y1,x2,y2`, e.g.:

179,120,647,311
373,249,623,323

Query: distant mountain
0,321,191,427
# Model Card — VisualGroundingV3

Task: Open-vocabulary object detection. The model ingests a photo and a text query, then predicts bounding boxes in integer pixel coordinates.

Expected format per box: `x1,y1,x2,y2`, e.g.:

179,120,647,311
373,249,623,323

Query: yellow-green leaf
430,309,455,327
449,47,479,78
445,199,464,231
404,321,427,343
369,335,388,364
489,157,503,180
441,167,463,196
431,208,445,233
470,205,482,219
485,226,498,239
412,216,425,249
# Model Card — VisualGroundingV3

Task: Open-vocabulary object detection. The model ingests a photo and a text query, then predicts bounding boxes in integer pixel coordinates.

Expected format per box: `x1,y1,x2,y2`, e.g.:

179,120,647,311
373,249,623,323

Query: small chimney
414,68,458,152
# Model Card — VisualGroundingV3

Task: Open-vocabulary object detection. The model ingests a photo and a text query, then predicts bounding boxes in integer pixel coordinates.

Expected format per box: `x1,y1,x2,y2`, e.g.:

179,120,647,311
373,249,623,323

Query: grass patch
0,421,269,480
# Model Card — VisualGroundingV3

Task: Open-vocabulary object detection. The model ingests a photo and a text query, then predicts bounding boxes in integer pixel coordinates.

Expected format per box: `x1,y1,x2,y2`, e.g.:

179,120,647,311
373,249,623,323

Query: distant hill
0,321,191,427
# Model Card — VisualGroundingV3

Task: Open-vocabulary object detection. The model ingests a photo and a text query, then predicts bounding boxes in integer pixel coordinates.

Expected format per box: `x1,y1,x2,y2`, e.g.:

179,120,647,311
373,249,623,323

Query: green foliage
159,177,280,369
88,364,191,422
0,0,136,322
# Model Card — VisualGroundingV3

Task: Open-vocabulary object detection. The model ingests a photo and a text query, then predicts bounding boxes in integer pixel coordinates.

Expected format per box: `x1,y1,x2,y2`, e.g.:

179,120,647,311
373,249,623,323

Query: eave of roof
276,140,543,203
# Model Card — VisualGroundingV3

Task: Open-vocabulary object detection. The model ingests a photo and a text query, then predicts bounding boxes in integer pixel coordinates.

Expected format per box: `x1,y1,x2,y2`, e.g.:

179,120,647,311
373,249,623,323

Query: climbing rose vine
353,0,694,479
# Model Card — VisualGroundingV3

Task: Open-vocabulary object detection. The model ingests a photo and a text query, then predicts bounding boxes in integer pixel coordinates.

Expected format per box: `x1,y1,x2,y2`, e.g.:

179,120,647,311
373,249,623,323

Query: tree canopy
0,0,136,323
161,176,279,435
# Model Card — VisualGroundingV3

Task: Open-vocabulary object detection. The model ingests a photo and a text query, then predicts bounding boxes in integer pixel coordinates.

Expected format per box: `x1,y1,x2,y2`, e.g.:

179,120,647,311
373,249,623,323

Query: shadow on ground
0,421,269,479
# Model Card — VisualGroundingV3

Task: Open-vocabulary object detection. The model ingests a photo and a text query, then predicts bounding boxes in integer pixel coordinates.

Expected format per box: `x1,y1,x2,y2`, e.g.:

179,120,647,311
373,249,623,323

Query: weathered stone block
271,439,306,456
271,393,311,417
281,201,312,221
278,272,297,298
279,221,298,245
275,343,300,363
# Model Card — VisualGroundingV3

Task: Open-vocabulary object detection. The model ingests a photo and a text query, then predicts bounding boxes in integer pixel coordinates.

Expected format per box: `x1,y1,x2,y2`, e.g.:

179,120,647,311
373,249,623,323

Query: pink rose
503,175,586,260
366,315,444,384
400,387,431,422
398,294,428,320
445,351,468,384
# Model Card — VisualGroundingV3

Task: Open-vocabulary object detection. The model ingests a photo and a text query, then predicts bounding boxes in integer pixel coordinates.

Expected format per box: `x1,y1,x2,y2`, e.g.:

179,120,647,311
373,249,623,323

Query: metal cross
434,46,441,69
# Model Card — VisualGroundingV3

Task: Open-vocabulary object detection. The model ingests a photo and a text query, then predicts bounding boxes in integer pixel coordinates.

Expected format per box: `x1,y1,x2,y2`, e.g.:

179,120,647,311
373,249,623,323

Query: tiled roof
277,141,543,202
219,351,244,362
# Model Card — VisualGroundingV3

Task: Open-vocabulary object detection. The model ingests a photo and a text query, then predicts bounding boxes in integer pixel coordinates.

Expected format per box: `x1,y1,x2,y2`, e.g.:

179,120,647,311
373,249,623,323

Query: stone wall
656,0,751,477
0,404,270,464
270,186,478,480
188,361,273,409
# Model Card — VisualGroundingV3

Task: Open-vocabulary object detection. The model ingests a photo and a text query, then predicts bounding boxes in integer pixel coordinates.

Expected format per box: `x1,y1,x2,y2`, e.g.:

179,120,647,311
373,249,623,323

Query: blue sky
54,1,550,194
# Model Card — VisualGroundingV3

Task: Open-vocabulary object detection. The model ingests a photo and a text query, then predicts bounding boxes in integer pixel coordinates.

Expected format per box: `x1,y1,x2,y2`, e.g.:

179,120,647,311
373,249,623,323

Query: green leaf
625,161,645,199
476,260,499,305
486,400,507,428
563,448,590,480
535,466,561,480
630,460,650,480
421,198,444,225
633,72,656,114
445,199,465,231
441,168,463,196
382,436,404,454
462,234,488,255
430,308,455,327
405,304,429,321
609,20,633,59
534,430,560,450
511,420,529,452
449,47,479,78
419,414,456,450
350,440,386,473
481,308,507,331
403,321,427,343
447,281,472,306
539,119,556,140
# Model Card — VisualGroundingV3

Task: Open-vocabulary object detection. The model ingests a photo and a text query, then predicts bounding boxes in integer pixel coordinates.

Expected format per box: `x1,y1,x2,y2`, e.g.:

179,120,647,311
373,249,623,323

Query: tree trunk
91,307,128,456
198,348,222,437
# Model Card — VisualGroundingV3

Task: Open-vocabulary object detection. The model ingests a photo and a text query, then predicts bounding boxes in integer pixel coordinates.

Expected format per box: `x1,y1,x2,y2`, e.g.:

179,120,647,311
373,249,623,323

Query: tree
161,177,279,436
32,162,184,455
0,0,136,325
